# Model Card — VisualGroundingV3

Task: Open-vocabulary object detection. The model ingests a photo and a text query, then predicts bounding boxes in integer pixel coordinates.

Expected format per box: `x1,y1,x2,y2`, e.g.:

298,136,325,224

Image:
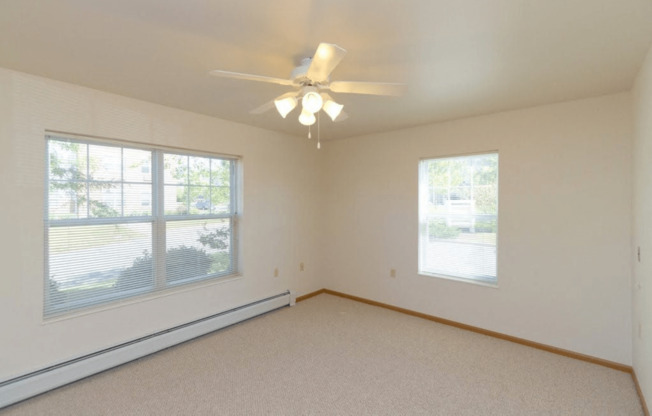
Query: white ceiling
1,0,652,140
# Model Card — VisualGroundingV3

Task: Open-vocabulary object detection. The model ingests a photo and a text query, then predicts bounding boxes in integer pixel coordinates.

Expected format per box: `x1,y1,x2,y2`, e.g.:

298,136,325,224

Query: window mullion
208,159,213,214
44,139,52,310
153,150,166,290
186,156,190,214
121,147,125,217
86,145,90,218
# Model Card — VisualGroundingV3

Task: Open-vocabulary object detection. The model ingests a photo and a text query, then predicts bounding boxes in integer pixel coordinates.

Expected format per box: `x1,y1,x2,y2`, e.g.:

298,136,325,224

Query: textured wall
320,93,633,364
633,42,652,408
0,68,323,380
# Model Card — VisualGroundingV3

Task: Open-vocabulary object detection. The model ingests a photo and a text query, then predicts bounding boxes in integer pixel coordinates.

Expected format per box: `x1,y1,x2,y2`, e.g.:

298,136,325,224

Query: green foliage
116,221,231,291
210,252,231,274
198,227,230,250
47,277,66,305
198,224,231,273
117,245,214,290
428,220,460,239
165,246,213,282
116,250,155,291
49,140,119,218
474,220,497,233
474,185,498,215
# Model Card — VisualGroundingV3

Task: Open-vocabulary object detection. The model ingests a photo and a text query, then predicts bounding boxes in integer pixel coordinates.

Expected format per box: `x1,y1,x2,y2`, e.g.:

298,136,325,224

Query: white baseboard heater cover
0,290,292,409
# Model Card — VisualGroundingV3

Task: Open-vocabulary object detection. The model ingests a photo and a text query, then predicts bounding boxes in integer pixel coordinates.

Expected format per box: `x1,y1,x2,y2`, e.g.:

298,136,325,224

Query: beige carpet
1,294,644,415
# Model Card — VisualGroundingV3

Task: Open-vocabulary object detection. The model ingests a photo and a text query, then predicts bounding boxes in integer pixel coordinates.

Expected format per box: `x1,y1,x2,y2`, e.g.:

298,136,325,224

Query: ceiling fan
209,43,406,145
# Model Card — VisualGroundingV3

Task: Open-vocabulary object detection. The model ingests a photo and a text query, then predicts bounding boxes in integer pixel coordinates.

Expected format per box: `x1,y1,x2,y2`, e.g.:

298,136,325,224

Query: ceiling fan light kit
209,42,405,148
301,86,323,114
322,98,344,121
298,108,316,126
274,95,298,118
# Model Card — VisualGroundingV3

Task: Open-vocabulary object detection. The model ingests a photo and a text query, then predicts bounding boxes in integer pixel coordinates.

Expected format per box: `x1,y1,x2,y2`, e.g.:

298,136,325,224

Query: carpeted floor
1,294,644,415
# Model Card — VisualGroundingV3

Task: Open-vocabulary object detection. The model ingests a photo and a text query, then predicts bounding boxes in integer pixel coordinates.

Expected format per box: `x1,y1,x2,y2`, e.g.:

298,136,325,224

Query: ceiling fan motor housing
291,57,320,86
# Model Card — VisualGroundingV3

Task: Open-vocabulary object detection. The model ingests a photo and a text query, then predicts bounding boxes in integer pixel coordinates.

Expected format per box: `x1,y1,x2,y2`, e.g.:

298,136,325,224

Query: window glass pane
165,218,233,285
188,186,211,215
164,185,188,215
49,140,89,220
49,140,86,181
49,181,89,220
211,159,231,186
124,148,152,183
88,183,122,218
89,145,121,182
419,153,498,283
164,153,233,217
124,183,152,216
189,156,210,186
164,154,188,185
47,222,153,315
210,186,231,215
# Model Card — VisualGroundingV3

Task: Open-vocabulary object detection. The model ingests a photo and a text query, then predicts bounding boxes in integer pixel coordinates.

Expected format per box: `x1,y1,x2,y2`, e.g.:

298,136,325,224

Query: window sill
43,273,243,324
418,271,499,289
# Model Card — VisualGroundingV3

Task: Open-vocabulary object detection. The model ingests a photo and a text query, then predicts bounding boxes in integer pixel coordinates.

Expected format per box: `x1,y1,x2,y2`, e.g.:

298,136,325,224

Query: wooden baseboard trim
295,289,326,303
633,370,650,416
319,289,632,373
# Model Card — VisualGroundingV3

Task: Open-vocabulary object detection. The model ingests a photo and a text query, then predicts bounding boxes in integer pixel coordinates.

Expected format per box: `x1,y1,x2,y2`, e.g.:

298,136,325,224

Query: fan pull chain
308,124,311,139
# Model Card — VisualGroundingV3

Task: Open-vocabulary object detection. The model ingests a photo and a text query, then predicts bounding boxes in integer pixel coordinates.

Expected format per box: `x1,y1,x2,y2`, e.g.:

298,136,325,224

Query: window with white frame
45,135,239,316
418,152,498,284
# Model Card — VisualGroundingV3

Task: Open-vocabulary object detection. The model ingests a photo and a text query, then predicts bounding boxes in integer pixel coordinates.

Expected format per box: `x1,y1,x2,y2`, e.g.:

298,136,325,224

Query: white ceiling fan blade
306,43,347,83
333,110,348,122
250,92,299,115
249,101,275,114
329,81,407,96
209,70,295,86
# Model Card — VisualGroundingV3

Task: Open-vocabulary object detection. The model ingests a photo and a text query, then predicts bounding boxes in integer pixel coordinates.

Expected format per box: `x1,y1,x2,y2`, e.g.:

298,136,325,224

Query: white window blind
418,153,498,284
45,135,239,316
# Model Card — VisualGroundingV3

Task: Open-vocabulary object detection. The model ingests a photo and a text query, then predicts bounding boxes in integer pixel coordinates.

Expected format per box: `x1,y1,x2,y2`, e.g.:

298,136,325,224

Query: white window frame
418,152,499,286
44,134,240,317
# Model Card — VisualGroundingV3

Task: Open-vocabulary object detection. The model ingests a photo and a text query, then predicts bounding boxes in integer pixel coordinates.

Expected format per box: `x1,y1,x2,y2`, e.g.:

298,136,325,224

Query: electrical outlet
274,268,279,278
299,262,304,272
390,268,396,278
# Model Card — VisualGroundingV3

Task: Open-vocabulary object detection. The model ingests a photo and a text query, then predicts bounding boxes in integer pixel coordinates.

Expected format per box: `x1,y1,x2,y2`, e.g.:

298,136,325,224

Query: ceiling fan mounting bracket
291,57,320,86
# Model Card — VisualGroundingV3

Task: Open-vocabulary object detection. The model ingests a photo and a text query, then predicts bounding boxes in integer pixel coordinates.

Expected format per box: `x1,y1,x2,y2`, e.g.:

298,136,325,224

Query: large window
45,135,239,316
418,152,498,284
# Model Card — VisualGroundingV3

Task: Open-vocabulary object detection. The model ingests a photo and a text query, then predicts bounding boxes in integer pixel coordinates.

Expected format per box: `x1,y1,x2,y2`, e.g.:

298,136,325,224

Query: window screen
418,153,498,284
45,135,239,316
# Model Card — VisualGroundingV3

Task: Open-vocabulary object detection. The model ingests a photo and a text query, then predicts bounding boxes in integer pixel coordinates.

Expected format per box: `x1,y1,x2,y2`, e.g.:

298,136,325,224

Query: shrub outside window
45,135,239,316
418,152,498,284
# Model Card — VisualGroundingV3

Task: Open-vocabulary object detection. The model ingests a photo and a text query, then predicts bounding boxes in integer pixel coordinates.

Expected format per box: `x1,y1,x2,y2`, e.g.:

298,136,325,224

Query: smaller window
418,152,498,284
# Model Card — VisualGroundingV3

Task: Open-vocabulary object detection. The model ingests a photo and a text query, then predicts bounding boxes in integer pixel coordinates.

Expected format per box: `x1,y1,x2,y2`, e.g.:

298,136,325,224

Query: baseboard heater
0,290,294,409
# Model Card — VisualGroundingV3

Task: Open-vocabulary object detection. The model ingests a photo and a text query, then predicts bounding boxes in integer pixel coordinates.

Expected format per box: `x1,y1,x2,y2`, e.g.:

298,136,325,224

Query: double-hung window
45,134,239,316
418,152,498,285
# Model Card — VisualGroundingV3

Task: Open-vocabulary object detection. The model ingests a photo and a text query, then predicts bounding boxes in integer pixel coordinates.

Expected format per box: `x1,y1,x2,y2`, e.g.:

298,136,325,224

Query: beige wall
0,68,323,380
320,93,633,364
633,42,652,407
0,66,638,383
